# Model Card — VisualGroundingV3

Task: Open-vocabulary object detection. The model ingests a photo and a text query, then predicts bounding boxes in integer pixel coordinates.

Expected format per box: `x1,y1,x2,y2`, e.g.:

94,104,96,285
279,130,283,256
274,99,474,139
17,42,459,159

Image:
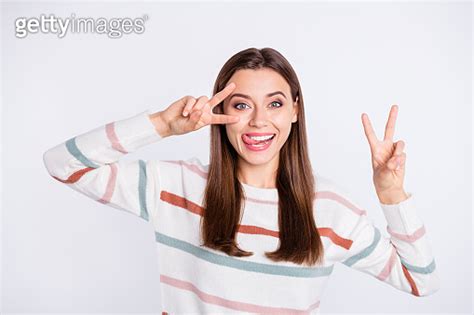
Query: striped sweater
42,109,440,314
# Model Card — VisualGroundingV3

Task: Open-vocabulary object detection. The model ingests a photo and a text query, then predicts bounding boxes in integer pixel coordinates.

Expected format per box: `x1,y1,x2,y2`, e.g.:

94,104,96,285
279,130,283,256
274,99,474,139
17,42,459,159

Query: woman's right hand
149,82,240,138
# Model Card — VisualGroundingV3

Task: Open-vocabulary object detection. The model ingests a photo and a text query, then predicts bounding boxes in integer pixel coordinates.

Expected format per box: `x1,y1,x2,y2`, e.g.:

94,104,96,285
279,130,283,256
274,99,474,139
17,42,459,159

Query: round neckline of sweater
241,182,279,200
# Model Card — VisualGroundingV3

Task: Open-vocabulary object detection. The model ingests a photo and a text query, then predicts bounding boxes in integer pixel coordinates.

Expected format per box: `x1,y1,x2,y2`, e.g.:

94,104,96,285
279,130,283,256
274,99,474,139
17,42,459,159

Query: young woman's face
222,68,298,167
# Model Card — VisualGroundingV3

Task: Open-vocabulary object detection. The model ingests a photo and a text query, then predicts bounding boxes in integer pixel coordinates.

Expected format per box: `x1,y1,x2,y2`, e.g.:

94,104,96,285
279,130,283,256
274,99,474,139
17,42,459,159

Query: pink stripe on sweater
97,163,118,204
162,160,365,214
315,191,367,216
377,246,398,281
245,196,278,205
160,274,320,314
387,225,426,242
106,122,128,154
163,160,208,179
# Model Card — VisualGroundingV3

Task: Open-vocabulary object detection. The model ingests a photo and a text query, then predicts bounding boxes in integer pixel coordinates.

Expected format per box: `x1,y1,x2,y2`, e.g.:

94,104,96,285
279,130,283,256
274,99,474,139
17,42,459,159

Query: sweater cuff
379,192,424,235
113,109,163,152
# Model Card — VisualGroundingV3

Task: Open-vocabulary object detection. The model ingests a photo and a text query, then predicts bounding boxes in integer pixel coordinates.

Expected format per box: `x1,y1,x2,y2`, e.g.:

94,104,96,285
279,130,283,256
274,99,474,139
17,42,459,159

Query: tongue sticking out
242,134,274,145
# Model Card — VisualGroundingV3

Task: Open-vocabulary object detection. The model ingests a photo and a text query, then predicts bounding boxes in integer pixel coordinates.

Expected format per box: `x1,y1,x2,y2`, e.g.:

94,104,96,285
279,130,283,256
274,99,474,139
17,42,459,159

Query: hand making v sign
149,82,240,138
361,105,410,204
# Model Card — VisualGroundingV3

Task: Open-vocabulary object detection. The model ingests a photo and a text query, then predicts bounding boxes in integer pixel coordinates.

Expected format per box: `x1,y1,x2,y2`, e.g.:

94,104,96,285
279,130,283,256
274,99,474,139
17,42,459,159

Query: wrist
377,188,409,205
149,111,172,138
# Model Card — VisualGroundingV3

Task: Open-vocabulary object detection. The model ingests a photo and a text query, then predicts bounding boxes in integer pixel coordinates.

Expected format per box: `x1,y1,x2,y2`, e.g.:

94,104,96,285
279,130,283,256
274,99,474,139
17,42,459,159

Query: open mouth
241,133,276,151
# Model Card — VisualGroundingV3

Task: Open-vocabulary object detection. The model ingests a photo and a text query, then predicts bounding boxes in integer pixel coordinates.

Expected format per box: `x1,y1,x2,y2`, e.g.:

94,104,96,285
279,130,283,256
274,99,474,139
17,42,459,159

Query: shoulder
312,171,367,224
156,157,209,180
313,171,346,196
313,171,358,203
154,157,208,200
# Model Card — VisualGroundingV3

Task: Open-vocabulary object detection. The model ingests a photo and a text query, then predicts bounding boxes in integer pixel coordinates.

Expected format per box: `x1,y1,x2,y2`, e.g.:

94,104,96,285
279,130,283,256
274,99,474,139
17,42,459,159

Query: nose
249,106,269,128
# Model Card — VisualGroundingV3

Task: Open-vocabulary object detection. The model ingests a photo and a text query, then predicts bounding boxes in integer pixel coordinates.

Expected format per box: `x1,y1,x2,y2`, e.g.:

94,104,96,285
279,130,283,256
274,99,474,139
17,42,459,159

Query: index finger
207,82,236,109
383,104,398,142
210,113,240,125
361,113,378,151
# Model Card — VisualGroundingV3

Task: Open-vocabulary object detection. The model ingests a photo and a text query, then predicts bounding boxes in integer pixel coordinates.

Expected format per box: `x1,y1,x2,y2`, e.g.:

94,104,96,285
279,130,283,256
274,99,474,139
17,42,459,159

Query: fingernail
183,111,188,117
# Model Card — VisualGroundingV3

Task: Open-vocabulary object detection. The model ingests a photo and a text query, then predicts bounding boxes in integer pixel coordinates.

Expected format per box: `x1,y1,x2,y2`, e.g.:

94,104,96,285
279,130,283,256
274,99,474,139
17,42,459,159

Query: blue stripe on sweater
342,227,381,267
342,226,436,274
66,137,100,168
401,258,436,274
155,231,334,278
138,159,149,221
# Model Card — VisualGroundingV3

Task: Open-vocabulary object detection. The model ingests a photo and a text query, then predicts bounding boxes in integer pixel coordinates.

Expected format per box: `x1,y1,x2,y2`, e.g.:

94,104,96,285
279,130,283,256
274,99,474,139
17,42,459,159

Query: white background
1,1,472,314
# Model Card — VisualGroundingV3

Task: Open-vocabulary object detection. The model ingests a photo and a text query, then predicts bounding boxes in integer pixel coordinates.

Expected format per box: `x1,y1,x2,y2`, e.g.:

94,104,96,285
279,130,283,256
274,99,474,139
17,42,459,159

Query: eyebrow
228,91,287,102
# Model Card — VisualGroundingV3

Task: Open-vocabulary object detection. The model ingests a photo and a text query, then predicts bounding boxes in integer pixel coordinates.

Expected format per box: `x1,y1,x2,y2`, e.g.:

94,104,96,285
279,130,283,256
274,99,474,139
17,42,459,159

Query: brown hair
200,47,324,266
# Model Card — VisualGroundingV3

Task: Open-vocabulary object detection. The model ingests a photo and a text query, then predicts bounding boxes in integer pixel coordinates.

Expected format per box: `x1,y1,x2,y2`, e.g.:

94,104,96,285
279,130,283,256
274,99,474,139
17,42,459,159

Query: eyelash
233,101,283,110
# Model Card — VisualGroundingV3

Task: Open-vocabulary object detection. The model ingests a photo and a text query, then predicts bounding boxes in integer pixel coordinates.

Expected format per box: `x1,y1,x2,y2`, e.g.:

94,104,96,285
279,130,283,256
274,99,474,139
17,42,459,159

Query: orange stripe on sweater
318,227,353,250
52,167,95,184
401,263,420,296
160,190,203,215
160,190,352,249
238,225,279,238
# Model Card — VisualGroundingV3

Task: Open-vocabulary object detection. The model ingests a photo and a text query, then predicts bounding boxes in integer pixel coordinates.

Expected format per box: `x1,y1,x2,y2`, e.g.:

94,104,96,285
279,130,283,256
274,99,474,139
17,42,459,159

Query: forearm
43,109,162,181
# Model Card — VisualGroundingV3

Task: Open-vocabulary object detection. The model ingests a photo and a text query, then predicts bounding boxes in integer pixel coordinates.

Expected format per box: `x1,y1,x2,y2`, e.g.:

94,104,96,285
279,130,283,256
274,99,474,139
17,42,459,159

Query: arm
344,106,439,295
42,84,241,224
336,185,440,297
42,109,168,224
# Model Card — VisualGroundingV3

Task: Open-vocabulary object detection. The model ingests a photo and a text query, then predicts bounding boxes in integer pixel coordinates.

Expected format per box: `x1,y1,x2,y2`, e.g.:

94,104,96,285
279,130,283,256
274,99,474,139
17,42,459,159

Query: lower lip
243,137,275,152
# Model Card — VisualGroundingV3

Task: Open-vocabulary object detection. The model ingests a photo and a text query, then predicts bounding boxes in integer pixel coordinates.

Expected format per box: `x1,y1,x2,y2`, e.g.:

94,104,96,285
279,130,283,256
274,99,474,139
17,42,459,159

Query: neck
237,155,279,189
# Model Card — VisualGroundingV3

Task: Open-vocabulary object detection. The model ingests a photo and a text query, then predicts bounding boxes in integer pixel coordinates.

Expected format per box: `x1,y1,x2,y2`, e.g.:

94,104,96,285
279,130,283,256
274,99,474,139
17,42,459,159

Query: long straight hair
200,47,324,266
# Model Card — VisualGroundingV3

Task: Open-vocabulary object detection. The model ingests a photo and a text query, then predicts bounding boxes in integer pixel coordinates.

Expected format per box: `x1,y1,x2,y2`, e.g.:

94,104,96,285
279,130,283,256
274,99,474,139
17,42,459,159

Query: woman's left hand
361,105,408,203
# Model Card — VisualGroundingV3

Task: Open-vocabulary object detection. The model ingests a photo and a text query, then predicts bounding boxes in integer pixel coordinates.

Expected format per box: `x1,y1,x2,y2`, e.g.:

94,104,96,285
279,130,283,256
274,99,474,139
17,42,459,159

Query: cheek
270,115,294,146
225,124,241,144
272,112,293,130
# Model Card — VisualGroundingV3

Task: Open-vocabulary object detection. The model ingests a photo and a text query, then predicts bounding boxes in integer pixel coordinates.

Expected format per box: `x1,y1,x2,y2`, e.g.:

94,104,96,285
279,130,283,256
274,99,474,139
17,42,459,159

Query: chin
238,150,278,166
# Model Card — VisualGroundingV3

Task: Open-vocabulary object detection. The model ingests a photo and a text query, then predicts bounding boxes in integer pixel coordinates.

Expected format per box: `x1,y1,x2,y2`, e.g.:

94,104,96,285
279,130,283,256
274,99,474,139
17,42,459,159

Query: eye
234,103,250,110
270,101,283,108
233,101,283,110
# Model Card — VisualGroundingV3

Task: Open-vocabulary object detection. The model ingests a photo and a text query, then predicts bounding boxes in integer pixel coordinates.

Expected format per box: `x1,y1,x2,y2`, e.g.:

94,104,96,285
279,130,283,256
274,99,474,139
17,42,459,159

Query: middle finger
192,95,210,112
207,82,236,109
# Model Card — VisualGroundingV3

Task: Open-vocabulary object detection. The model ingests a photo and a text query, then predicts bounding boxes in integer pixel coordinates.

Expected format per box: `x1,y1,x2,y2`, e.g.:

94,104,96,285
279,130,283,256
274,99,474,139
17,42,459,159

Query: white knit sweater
42,109,439,314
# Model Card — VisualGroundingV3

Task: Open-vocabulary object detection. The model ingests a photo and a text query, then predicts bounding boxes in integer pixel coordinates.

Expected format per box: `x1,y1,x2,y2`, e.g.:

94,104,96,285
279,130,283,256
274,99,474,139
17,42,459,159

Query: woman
43,47,439,314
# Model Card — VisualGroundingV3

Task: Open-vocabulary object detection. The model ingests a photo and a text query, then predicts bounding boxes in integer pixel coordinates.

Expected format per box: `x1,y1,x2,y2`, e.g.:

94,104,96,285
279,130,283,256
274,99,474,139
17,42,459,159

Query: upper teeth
249,135,274,141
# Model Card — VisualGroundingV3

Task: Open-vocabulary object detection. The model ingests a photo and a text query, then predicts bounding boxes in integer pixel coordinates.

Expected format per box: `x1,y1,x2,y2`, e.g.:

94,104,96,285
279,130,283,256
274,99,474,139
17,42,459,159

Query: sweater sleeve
42,109,163,225
335,184,440,297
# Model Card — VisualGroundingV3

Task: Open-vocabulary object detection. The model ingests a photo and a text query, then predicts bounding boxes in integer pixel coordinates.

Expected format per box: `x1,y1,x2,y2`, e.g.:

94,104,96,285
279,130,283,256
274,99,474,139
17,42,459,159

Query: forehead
227,68,291,97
